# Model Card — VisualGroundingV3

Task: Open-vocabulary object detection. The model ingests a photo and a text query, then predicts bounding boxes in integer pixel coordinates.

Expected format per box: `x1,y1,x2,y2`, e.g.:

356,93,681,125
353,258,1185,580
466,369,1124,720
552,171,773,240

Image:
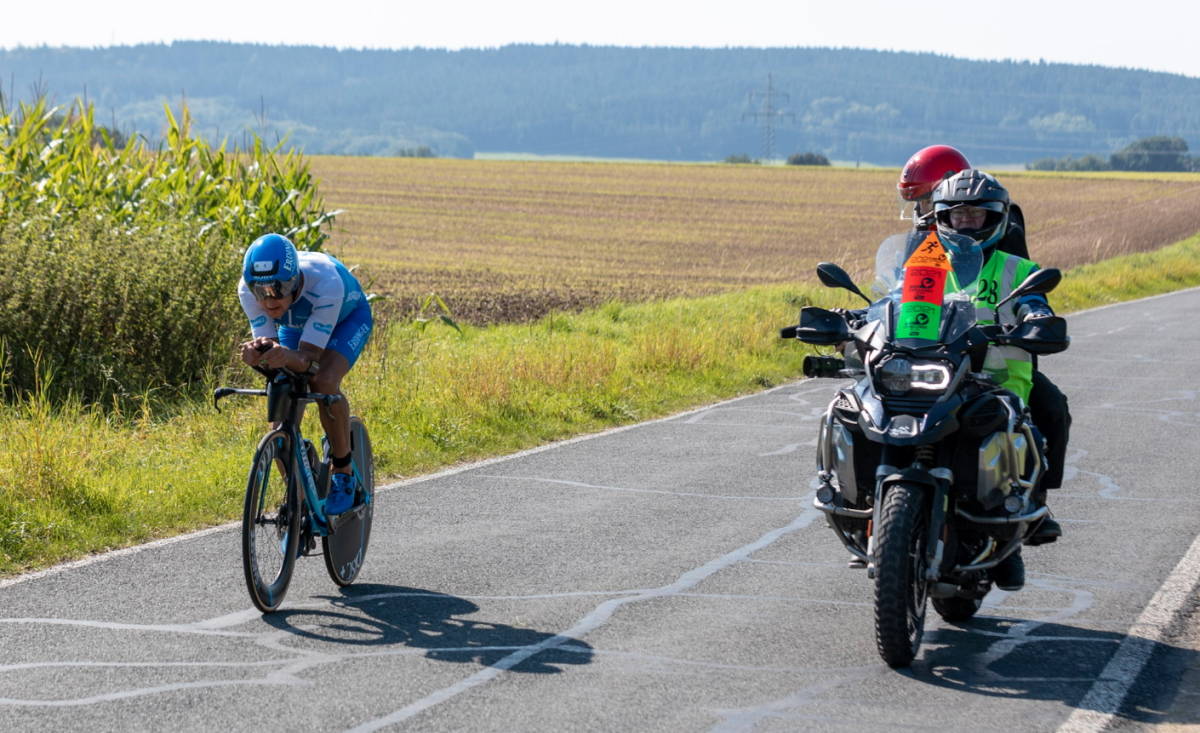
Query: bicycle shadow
910,615,1199,726
262,583,593,674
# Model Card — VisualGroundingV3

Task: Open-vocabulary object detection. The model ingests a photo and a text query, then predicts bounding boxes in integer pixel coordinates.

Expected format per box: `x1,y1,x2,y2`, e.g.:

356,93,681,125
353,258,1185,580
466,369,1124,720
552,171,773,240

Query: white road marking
477,474,806,501
346,505,823,732
1057,530,1200,733
758,443,804,456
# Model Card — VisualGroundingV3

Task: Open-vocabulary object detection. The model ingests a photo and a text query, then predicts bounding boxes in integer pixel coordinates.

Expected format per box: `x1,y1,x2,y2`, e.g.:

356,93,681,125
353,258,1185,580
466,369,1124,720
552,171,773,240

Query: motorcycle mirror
816,262,871,305
996,268,1062,310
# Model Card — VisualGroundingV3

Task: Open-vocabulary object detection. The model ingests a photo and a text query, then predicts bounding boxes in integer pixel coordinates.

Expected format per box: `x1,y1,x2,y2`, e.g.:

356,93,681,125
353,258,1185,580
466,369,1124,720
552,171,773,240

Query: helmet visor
934,201,1006,231
250,274,301,301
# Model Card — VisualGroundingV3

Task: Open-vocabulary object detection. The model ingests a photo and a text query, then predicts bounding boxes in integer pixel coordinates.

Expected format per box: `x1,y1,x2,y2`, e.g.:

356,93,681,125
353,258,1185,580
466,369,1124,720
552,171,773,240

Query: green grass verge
2,234,1199,577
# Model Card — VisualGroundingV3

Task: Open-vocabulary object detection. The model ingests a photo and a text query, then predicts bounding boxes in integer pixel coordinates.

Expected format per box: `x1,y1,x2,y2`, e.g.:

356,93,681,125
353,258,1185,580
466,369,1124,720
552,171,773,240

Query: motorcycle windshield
867,230,983,346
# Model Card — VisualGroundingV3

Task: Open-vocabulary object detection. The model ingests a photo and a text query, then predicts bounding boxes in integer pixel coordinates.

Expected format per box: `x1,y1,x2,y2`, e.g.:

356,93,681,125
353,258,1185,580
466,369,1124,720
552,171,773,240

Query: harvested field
309,157,1200,324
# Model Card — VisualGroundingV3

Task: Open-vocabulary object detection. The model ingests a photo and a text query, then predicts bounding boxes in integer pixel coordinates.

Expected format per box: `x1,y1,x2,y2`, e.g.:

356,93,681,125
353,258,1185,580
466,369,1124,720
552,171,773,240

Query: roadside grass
1049,233,1200,311
2,234,1199,577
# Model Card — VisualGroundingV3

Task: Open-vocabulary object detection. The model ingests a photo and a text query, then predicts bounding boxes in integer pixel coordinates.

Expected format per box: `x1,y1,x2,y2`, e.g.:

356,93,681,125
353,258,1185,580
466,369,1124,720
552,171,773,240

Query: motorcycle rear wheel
873,483,929,668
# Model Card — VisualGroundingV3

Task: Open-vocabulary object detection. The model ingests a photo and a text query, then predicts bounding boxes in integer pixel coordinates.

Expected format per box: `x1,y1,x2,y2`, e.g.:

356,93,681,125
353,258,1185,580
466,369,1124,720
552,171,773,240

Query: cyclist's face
949,206,988,230
257,293,291,318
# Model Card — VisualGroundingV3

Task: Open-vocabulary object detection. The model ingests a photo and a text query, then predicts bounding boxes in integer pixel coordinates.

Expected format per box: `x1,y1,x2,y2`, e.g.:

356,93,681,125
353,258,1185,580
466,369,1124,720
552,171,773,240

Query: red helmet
897,145,971,202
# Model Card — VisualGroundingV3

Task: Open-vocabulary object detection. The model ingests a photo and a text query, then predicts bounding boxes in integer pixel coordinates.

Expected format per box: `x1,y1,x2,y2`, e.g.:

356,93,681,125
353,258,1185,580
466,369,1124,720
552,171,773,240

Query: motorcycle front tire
873,482,930,668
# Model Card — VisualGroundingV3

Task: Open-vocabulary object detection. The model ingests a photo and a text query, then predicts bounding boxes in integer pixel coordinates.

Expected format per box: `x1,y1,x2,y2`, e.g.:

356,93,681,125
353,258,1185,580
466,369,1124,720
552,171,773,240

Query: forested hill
3,42,1199,165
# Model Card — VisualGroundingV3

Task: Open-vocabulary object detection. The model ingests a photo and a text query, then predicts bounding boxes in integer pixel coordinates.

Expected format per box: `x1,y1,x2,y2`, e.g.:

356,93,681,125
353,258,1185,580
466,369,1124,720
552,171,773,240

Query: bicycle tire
323,416,374,586
242,429,301,612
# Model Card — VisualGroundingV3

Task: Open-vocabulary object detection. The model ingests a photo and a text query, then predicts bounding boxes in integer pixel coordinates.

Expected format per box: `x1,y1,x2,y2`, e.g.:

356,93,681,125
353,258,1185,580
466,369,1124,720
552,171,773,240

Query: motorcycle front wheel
873,482,930,668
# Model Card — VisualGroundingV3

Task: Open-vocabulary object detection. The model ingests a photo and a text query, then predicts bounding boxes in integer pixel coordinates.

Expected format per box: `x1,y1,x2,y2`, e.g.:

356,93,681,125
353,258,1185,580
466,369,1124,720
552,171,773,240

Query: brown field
310,156,1200,324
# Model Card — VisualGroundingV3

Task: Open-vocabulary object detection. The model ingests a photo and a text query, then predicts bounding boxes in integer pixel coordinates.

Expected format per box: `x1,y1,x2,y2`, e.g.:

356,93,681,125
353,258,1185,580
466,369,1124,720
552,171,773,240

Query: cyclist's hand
240,338,277,367
257,343,295,370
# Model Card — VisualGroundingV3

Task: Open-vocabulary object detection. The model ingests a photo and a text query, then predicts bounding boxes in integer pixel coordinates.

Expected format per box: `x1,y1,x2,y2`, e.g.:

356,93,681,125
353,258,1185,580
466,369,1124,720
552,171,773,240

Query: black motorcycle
781,230,1068,667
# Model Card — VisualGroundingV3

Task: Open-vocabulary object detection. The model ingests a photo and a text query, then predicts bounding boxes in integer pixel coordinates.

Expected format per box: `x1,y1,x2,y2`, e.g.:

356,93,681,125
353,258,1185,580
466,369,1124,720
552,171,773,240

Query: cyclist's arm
254,341,323,372
238,280,279,341
297,256,350,355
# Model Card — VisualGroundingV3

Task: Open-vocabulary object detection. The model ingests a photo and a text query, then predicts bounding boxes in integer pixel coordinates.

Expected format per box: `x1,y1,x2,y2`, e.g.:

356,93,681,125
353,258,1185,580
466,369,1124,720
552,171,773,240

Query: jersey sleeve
238,279,278,340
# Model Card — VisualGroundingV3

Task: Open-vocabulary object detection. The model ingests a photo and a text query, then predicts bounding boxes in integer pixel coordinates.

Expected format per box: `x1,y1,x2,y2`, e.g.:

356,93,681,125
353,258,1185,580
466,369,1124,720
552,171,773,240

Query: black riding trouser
1029,370,1071,489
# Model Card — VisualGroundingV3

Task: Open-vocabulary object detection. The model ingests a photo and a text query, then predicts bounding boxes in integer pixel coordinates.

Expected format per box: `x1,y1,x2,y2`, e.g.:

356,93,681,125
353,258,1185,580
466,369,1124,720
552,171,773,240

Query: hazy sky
4,0,1198,79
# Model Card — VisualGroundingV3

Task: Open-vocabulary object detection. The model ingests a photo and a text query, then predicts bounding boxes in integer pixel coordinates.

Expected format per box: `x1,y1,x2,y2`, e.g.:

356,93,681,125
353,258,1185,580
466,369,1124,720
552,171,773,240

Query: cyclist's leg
311,303,373,512
309,350,353,465
315,301,372,465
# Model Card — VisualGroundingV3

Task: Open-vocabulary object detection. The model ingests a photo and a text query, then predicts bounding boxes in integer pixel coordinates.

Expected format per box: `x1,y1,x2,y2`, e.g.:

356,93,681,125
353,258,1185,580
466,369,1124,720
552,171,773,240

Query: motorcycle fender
879,466,939,493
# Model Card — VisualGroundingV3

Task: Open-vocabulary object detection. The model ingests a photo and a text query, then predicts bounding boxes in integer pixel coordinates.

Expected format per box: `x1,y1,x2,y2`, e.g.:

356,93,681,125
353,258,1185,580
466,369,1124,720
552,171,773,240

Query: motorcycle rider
900,147,1062,496
928,169,1067,590
898,144,1030,258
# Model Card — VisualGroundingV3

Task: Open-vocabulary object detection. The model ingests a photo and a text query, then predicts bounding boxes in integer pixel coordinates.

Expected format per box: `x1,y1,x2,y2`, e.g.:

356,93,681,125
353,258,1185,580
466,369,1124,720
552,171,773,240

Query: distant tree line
786,152,830,166
2,42,1200,164
398,145,436,158
1028,136,1200,172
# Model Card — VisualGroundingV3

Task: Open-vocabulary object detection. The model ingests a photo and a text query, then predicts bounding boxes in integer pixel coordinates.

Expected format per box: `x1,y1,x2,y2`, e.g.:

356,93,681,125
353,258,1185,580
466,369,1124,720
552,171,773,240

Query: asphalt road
2,288,1198,733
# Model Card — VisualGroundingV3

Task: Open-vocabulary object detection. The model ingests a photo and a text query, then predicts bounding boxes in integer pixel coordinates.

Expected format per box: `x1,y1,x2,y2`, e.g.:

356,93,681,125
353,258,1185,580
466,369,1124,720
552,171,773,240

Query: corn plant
0,95,341,405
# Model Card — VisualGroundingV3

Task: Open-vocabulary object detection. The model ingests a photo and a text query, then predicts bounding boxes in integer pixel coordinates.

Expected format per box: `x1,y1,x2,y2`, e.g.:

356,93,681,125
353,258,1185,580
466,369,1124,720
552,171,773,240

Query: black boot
989,549,1025,591
1027,516,1062,545
1026,489,1062,546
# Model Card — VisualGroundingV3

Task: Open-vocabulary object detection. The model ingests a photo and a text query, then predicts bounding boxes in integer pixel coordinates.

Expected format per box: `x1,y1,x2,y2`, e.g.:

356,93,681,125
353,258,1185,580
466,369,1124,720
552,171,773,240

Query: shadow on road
262,583,593,674
912,616,1198,727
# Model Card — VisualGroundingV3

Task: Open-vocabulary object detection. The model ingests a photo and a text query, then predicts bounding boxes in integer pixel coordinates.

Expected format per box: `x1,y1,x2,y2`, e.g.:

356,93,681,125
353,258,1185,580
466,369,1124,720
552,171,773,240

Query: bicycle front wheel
323,416,374,586
243,429,301,612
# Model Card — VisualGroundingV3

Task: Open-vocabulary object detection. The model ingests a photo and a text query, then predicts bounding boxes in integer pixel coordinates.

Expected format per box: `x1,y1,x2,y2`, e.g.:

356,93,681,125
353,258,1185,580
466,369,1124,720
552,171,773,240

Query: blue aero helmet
243,233,301,300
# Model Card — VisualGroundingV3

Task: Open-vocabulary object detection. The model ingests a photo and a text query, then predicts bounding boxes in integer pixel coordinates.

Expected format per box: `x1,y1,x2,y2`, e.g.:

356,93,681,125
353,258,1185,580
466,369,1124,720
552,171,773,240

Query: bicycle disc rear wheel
323,417,374,586
243,430,301,612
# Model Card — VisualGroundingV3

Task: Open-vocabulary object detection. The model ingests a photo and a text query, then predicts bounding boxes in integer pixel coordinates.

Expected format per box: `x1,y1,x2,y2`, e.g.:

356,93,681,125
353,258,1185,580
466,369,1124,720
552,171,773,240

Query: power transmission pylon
743,73,795,163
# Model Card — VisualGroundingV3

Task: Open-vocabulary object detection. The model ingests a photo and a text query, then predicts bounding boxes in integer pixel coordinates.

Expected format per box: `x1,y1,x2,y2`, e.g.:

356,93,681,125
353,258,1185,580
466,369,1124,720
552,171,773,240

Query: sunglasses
251,279,299,301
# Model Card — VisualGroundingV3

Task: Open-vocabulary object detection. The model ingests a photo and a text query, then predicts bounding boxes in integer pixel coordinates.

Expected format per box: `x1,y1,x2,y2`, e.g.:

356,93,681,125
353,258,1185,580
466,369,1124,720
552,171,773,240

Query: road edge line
1057,530,1200,732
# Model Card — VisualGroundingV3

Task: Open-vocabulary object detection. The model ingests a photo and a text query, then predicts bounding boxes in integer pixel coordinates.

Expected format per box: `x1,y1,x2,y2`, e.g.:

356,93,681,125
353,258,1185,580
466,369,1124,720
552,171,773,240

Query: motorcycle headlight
877,357,953,395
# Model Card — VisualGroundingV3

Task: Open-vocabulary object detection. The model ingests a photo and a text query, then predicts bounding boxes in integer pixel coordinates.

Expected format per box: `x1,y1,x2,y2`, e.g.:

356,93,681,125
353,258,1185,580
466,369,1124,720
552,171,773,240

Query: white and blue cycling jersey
238,251,373,366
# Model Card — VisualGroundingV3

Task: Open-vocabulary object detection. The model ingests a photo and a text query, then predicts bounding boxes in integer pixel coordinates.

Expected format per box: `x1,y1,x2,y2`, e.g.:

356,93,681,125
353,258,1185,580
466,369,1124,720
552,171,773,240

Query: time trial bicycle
215,361,374,613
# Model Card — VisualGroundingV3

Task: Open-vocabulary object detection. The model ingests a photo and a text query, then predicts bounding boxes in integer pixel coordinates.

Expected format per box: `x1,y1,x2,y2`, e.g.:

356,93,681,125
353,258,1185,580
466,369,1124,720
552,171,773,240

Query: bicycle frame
216,370,360,536
219,360,375,612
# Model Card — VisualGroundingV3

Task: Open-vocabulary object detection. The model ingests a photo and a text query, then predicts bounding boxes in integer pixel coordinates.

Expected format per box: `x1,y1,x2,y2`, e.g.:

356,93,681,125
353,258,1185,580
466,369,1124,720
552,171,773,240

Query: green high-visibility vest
971,251,1040,403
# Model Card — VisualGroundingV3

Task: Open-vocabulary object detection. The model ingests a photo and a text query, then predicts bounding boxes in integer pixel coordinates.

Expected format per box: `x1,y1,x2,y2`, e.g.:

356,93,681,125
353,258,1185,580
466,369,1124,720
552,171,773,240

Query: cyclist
238,233,373,515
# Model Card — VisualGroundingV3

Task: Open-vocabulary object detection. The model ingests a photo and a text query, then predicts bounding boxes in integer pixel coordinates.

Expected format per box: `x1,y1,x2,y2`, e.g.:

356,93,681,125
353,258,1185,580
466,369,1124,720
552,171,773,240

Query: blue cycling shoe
325,472,357,515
